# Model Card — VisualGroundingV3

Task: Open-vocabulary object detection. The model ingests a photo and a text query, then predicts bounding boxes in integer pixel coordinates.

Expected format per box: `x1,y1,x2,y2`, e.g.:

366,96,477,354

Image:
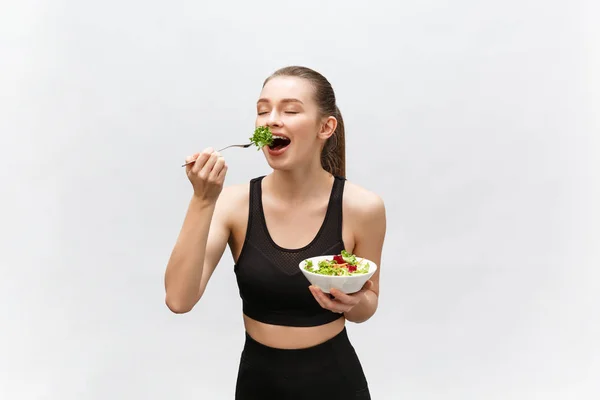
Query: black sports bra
234,175,346,327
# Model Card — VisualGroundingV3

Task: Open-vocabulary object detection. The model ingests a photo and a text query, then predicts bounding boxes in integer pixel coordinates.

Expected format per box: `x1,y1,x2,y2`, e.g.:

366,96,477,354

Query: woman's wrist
343,289,378,323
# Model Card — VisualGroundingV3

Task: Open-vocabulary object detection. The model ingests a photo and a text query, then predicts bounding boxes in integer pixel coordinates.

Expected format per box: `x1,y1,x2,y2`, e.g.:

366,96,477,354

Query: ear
317,116,337,140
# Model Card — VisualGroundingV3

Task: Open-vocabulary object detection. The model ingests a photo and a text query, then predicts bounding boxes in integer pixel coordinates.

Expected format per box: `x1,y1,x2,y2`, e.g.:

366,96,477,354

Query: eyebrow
257,98,304,105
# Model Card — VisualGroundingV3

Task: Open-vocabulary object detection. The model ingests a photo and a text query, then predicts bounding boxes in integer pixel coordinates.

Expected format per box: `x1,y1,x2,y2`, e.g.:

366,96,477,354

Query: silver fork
181,143,252,167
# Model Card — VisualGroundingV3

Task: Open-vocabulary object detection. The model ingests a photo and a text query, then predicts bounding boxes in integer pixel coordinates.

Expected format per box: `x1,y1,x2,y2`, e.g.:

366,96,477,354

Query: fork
181,143,253,167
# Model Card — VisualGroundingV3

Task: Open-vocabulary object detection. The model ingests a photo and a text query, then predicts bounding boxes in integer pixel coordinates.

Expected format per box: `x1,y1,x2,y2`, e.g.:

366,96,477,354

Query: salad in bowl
299,250,377,294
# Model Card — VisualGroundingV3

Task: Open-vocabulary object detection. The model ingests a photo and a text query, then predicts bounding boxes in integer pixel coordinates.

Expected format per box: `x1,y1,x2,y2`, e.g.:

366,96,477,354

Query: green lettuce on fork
249,126,274,150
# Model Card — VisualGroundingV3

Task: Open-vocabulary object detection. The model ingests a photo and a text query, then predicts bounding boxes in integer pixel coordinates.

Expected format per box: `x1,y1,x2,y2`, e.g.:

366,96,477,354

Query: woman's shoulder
342,179,386,221
216,174,267,209
213,182,251,229
219,181,251,206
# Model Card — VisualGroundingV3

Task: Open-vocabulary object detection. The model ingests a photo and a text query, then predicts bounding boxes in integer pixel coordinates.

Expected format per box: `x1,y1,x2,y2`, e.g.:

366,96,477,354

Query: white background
1,0,599,399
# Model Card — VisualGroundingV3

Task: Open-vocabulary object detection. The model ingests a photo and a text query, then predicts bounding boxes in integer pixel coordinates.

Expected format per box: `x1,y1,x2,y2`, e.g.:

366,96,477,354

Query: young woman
164,66,386,399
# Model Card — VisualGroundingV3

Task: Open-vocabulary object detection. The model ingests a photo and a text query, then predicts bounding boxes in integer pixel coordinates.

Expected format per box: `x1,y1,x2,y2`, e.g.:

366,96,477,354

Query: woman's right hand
185,147,228,203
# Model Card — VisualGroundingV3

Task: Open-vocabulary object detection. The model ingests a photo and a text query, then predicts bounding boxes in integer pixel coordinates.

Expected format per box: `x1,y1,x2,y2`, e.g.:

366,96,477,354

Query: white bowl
299,255,377,294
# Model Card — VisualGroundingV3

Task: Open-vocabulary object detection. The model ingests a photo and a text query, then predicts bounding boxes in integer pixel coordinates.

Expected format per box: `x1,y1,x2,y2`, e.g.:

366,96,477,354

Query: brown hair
263,66,346,178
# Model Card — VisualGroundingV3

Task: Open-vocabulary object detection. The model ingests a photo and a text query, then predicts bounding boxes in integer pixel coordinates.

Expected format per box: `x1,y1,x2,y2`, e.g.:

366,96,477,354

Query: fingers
184,147,228,201
362,280,374,292
198,151,220,179
185,152,200,173
185,153,200,164
216,163,228,184
209,154,226,181
309,286,353,313
329,288,361,306
187,148,227,183
190,148,214,175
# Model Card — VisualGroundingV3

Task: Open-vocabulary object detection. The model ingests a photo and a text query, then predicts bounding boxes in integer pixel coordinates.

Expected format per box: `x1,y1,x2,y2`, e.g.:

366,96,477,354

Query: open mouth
268,135,291,151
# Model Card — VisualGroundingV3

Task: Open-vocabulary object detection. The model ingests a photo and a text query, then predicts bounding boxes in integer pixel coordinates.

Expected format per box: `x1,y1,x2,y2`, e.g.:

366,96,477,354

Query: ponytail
321,105,346,178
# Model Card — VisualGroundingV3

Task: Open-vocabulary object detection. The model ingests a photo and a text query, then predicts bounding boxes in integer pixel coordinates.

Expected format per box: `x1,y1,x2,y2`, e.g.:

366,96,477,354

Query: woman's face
255,76,327,172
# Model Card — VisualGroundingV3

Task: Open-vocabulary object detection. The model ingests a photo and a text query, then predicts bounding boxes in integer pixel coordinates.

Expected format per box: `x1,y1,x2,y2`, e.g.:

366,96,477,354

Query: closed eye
257,111,298,115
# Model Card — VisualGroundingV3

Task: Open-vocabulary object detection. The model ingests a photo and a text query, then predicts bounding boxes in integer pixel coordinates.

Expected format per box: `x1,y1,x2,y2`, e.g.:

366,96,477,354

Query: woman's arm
343,193,386,323
164,188,232,314
308,186,387,322
165,189,230,314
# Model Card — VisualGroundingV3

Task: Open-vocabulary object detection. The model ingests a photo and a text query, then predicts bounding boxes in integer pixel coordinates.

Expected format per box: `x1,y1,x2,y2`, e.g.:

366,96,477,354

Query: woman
164,66,386,399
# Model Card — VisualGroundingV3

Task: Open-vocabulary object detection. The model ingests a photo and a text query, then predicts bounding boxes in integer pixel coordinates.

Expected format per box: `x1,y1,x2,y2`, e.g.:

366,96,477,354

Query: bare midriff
243,314,346,349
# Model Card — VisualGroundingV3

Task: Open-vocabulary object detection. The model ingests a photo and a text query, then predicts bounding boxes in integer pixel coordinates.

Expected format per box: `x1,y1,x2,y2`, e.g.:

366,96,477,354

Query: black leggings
235,327,371,399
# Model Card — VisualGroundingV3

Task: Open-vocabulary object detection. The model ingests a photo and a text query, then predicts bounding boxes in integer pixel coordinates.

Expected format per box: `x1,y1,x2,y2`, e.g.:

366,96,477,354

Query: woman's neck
264,164,333,203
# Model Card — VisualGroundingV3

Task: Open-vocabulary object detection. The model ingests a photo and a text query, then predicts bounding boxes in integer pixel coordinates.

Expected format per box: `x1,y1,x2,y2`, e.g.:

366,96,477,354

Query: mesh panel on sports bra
234,175,346,327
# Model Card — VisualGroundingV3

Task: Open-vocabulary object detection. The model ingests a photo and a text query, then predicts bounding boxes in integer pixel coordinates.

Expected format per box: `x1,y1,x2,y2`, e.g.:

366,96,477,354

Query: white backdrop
1,1,599,399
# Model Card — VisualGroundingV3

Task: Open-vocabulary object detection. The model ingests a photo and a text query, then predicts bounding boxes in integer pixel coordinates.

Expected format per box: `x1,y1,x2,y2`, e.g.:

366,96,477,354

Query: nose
266,110,283,128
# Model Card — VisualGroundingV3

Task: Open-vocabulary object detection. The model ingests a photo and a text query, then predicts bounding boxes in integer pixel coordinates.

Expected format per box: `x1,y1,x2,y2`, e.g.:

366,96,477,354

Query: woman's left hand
309,280,374,314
